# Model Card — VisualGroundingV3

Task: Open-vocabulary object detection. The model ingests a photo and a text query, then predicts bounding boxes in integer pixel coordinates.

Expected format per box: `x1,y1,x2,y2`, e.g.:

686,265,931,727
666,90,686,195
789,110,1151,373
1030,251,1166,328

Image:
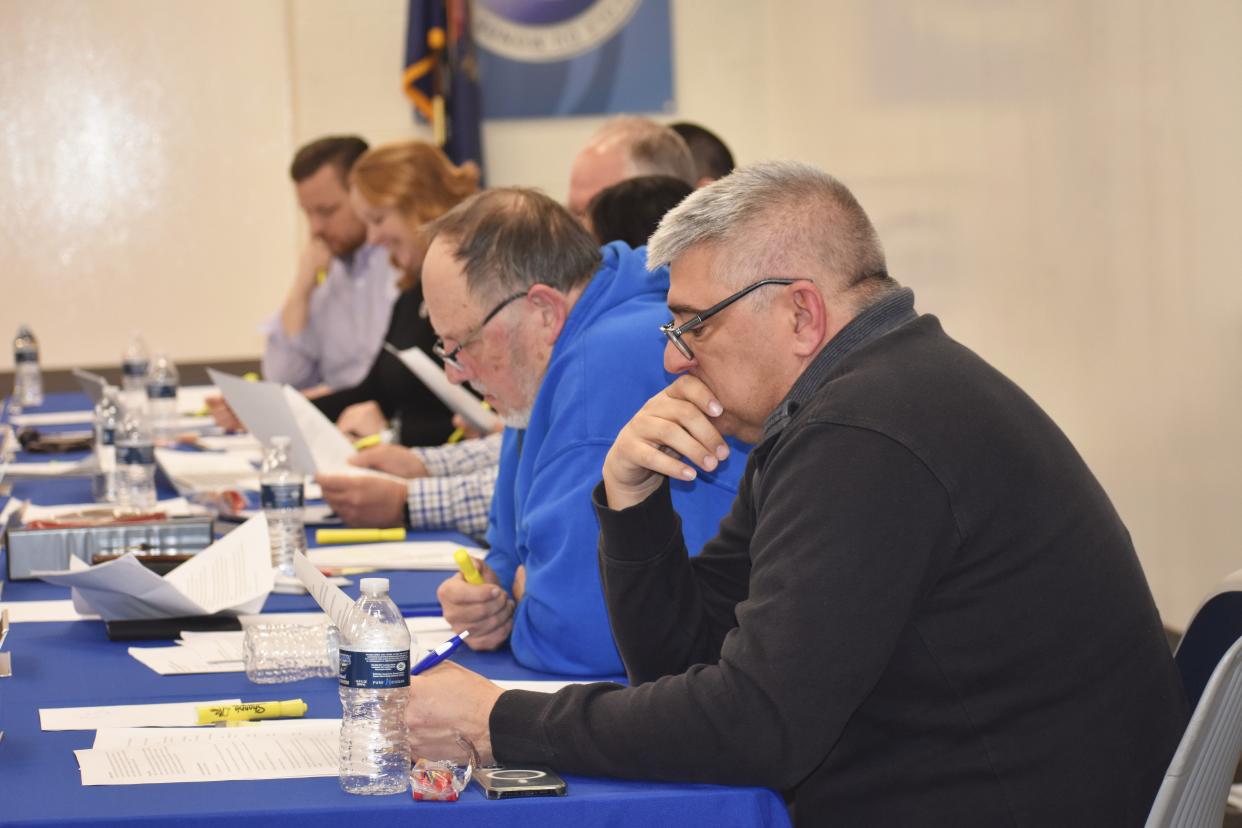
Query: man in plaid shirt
317,431,500,540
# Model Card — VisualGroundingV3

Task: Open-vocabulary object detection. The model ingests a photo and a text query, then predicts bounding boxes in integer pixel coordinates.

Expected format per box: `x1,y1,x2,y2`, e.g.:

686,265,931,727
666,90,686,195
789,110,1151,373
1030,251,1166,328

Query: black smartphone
473,765,568,799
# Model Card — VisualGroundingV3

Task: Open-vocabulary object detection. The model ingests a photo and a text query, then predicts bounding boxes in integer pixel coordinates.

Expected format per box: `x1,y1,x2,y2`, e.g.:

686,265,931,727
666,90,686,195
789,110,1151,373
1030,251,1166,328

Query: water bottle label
261,483,304,510
117,444,155,466
15,349,37,363
102,427,115,446
338,648,410,689
123,359,149,378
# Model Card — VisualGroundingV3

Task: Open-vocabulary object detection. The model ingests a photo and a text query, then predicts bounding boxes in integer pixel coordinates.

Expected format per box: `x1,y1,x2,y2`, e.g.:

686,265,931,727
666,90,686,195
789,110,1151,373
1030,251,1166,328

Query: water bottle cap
360,577,389,595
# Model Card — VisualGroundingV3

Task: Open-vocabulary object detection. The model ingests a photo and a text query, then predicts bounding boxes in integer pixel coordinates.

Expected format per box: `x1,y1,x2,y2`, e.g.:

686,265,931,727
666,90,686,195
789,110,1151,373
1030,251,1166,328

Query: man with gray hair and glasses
369,187,747,677
404,161,1187,825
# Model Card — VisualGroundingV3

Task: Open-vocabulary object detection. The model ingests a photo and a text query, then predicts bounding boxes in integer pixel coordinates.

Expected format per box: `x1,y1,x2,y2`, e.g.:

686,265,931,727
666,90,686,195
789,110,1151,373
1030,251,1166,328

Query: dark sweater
491,312,1187,826
313,283,454,447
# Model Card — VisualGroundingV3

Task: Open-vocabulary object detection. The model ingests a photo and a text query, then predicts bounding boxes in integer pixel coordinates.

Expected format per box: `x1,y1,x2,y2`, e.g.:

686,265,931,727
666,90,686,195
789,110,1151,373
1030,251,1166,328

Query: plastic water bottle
12,325,44,407
121,332,150,406
260,436,305,577
115,404,157,509
339,577,411,795
146,353,179,445
92,387,121,502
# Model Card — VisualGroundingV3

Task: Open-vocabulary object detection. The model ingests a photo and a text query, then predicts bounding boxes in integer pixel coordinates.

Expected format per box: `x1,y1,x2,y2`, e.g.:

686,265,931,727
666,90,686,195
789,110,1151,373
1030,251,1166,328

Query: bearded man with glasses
328,187,750,677
403,162,1186,827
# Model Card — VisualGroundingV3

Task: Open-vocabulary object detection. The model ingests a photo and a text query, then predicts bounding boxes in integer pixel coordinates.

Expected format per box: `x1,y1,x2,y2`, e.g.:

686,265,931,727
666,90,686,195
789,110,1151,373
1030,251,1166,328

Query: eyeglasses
660,278,795,360
433,290,528,370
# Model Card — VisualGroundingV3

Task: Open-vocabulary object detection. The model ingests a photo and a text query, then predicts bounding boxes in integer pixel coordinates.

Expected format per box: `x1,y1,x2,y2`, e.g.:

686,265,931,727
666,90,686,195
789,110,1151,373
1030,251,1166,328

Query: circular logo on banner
474,0,641,63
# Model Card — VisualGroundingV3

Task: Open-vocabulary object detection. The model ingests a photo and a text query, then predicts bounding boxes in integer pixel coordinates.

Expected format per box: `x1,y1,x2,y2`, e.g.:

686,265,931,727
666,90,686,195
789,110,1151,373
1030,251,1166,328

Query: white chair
1174,569,1242,711
1146,570,1242,828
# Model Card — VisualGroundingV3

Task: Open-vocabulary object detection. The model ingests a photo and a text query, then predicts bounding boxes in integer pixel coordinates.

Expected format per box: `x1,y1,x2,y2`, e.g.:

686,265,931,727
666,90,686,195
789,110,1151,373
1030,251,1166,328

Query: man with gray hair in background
566,115,696,220
403,161,1187,825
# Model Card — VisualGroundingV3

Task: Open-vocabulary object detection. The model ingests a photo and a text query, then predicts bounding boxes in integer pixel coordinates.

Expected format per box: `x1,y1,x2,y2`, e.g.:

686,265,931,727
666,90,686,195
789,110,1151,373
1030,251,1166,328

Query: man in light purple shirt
262,136,399,393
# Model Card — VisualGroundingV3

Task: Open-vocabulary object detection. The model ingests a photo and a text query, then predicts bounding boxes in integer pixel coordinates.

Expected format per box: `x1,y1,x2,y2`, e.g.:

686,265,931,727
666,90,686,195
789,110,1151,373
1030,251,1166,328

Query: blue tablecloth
1,393,791,827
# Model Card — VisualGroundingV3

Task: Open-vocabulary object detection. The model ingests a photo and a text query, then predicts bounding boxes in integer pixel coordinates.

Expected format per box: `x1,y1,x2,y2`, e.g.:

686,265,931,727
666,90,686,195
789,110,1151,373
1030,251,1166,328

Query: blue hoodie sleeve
483,429,521,592
506,436,624,677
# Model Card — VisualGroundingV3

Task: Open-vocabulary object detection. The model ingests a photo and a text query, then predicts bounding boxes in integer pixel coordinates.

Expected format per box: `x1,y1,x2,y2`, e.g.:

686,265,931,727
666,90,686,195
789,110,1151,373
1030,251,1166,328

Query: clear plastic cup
243,621,339,684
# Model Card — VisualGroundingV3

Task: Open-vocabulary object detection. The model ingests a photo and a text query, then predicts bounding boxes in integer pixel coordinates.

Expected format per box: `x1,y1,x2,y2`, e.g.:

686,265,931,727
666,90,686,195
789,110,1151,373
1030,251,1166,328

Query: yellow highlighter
353,433,383,450
196,699,307,725
316,527,406,545
455,548,484,585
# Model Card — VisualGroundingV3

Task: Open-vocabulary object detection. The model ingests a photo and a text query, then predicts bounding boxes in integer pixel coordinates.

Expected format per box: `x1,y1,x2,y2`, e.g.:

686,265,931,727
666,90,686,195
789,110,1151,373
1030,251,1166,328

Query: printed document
75,720,341,785
385,343,501,433
41,698,241,730
35,515,273,621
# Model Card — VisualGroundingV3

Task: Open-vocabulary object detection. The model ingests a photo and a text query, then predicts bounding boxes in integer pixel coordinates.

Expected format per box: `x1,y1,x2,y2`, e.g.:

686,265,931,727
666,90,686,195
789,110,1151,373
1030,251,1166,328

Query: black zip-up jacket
492,311,1187,826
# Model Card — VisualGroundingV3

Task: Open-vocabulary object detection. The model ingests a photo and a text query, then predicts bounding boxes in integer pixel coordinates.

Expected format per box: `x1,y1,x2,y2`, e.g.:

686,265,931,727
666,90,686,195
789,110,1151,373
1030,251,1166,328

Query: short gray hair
647,161,893,305
426,188,602,305
592,116,696,186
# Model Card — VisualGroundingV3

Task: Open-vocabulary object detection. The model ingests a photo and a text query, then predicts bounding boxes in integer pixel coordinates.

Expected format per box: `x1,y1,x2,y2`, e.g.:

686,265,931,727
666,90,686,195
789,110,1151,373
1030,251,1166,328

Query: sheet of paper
306,541,475,571
238,611,329,626
195,433,264,463
91,718,340,749
0,458,96,479
208,369,314,470
35,515,273,621
129,645,242,675
162,514,274,615
155,448,258,494
41,698,241,731
291,551,354,629
8,410,213,431
0,496,25,527
282,385,356,470
75,722,340,785
9,410,93,427
178,629,244,660
21,497,198,523
176,385,218,416
385,344,502,433
0,599,99,623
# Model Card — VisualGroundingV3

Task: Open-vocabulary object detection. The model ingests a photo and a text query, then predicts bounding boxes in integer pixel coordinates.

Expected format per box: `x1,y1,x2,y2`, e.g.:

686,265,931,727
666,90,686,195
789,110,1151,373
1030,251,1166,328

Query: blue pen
410,630,471,675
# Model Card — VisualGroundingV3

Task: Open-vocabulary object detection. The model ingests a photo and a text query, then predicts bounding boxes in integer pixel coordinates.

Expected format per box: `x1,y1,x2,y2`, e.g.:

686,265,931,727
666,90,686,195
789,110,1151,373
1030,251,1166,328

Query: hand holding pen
411,630,471,676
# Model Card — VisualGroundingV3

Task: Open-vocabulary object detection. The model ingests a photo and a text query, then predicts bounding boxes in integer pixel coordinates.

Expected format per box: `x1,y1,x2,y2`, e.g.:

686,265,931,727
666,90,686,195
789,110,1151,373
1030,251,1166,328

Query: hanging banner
473,0,673,119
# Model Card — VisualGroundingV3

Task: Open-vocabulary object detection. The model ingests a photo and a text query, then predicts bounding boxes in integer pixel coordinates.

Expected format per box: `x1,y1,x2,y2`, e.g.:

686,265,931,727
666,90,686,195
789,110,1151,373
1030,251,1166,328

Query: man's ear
787,280,829,358
525,284,570,344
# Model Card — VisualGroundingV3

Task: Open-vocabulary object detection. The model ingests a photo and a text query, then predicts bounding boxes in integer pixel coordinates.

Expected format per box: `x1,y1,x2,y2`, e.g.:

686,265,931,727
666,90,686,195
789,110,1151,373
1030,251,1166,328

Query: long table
0,393,791,827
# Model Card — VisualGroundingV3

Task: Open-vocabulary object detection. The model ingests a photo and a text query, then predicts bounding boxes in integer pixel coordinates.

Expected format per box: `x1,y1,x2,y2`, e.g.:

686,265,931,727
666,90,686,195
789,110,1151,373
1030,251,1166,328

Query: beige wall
2,0,1240,627
0,0,296,366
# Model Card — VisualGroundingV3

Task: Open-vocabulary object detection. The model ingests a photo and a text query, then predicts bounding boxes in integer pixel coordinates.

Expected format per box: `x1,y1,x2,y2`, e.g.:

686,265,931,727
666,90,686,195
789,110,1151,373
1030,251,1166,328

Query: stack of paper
75,720,341,785
155,448,259,494
34,515,274,621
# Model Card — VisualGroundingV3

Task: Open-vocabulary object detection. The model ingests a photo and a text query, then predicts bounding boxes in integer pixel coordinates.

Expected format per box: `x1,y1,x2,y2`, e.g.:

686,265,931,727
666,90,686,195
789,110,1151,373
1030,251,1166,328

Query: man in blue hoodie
419,188,747,677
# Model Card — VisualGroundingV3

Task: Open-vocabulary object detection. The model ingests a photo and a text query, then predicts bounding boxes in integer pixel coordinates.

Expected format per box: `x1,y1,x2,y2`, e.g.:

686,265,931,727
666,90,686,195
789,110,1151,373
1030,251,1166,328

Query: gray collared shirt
762,287,918,439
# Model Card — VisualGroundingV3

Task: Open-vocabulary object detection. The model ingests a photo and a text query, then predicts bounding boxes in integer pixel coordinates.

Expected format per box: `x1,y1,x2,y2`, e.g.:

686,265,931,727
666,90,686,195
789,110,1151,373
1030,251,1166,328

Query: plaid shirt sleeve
412,432,503,477
405,462,499,539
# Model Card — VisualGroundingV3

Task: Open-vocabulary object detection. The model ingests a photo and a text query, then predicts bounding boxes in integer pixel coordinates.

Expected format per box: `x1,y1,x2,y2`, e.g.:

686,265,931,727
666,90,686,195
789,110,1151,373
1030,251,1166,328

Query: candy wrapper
410,735,477,802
